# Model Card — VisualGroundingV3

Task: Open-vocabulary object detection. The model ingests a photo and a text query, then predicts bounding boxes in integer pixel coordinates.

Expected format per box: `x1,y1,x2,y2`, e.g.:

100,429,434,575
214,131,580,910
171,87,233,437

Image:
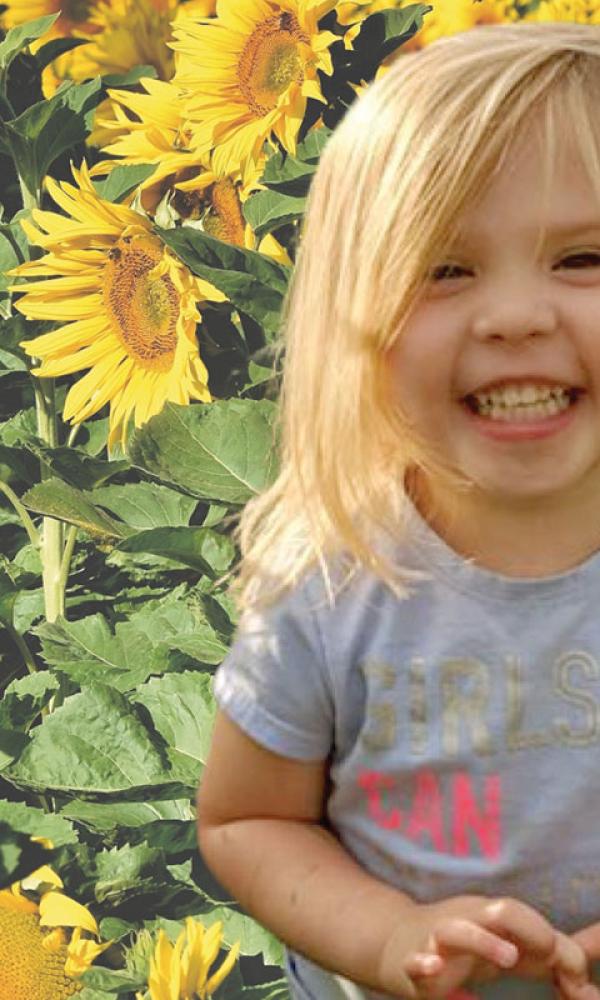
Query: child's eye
557,251,600,270
429,263,472,281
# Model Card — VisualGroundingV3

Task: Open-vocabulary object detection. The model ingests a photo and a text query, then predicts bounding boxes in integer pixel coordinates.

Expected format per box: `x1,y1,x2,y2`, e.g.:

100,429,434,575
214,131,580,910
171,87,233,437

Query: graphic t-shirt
213,506,600,999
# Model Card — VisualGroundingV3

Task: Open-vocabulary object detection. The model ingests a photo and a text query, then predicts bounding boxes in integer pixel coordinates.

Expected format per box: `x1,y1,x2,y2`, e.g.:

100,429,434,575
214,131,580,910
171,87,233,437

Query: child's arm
198,711,592,999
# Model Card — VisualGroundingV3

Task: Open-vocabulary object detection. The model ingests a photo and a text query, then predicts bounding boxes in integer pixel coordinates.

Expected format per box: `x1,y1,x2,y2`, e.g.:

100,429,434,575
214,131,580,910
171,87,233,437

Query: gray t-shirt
214,506,600,999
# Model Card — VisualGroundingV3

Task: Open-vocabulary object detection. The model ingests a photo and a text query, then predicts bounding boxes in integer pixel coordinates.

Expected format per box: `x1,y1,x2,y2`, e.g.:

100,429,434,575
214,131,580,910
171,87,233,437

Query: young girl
198,20,600,1000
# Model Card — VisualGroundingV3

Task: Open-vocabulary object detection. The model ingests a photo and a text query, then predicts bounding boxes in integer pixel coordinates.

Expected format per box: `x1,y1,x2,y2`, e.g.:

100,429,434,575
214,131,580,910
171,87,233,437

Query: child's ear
571,923,600,962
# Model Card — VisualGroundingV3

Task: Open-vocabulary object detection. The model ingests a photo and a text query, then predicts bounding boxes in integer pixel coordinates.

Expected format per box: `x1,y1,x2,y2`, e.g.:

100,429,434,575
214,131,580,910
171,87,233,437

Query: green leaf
350,4,432,77
0,567,18,628
127,399,279,505
0,672,60,730
34,613,169,692
34,35,91,72
132,671,216,786
206,905,285,966
243,190,306,240
0,13,59,74
116,526,234,577
260,128,330,195
22,477,133,538
59,797,191,832
81,967,143,994
119,595,230,667
26,441,128,490
0,730,29,769
0,220,29,308
94,163,157,203
94,842,173,906
0,822,56,889
156,226,290,339
0,78,103,196
6,683,176,798
99,65,158,88
92,481,197,530
0,799,77,846
0,442,39,483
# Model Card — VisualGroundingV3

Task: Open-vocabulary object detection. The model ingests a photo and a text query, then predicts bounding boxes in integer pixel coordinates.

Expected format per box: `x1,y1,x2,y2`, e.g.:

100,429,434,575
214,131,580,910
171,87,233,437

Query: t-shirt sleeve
213,585,333,761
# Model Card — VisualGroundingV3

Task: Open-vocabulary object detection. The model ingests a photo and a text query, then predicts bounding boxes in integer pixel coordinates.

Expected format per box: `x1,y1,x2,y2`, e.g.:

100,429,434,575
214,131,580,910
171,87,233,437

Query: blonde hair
235,20,600,609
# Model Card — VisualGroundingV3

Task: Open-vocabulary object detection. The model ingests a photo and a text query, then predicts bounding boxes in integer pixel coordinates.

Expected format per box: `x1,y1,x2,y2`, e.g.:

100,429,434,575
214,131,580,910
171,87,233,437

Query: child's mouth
463,384,582,422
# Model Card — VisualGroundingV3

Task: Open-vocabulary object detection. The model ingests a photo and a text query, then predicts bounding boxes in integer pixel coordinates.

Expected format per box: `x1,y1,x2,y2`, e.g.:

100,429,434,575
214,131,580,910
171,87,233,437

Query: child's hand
378,895,592,1000
553,923,600,1000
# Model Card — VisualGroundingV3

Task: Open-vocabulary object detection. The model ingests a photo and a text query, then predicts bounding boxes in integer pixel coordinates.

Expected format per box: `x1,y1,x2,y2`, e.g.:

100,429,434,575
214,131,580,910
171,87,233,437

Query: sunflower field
0,0,594,997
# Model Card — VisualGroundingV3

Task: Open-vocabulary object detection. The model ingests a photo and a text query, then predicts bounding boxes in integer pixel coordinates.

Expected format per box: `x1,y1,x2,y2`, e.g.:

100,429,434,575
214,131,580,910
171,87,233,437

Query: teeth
469,384,574,421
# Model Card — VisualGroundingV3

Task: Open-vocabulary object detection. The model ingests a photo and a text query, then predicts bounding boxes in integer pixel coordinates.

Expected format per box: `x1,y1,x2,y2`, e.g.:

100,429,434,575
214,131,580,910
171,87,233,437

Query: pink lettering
405,769,447,852
452,772,501,859
358,769,402,829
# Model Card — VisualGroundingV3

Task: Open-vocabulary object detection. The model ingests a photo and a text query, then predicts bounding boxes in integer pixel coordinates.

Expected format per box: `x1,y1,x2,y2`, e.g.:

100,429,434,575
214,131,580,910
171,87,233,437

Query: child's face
390,129,600,510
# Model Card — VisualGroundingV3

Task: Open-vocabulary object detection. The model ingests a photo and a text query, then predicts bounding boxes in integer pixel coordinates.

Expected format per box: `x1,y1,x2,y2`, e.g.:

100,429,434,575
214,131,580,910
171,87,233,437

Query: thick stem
34,378,65,623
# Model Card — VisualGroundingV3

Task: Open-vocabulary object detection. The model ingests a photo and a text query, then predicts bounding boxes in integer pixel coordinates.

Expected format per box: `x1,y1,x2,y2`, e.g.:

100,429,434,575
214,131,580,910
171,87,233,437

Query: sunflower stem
59,525,78,595
5,623,37,675
34,378,66,624
0,478,40,548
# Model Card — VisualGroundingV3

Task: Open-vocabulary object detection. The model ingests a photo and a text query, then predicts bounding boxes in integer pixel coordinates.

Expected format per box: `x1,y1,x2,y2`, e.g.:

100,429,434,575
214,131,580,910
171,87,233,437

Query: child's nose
470,292,558,345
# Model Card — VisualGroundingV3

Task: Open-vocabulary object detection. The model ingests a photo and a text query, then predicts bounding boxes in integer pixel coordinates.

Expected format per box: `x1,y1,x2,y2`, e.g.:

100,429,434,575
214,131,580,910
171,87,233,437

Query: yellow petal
204,941,240,997
39,890,99,935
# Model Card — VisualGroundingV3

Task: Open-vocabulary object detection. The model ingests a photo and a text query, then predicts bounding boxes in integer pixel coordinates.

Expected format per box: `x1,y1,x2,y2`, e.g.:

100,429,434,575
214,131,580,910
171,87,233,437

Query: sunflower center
63,0,94,22
103,234,180,373
0,899,81,1000
173,179,246,245
238,12,309,117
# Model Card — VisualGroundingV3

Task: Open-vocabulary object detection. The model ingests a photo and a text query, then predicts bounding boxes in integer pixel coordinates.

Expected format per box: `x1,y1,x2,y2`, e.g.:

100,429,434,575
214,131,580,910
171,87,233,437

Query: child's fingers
555,972,600,1000
428,918,519,969
551,933,588,978
481,899,555,958
404,953,445,978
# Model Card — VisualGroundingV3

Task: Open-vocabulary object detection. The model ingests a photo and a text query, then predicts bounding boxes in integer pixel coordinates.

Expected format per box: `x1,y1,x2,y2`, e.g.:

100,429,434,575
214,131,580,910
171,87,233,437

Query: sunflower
136,918,240,1000
89,78,292,262
10,162,224,450
170,0,340,182
339,0,513,52
0,860,109,1000
89,77,213,213
1,0,98,36
66,0,179,84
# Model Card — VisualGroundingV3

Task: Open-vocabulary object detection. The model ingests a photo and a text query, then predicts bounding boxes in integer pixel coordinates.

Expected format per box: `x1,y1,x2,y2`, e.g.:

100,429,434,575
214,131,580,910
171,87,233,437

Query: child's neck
409,471,600,578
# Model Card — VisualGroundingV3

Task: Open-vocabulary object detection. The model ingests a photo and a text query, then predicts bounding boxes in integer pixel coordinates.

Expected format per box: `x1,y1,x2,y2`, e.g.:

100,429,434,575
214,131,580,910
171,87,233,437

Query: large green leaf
259,128,331,196
0,78,103,196
22,478,133,538
132,672,216,786
127,399,279,505
118,595,230,667
26,442,129,490
116,526,234,577
0,13,59,74
6,683,175,798
34,613,169,692
59,798,192,832
0,799,77,846
92,482,197,530
156,226,290,339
